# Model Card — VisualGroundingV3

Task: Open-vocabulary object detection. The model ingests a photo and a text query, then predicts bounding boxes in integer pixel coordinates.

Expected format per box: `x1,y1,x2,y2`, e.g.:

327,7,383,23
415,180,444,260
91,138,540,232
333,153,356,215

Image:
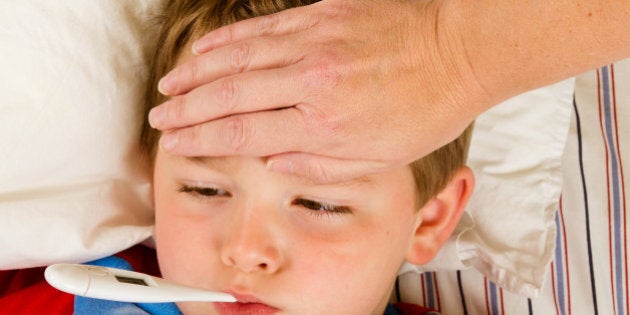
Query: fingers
158,107,320,157
267,153,389,184
159,111,392,184
191,4,321,54
150,66,302,130
158,35,306,96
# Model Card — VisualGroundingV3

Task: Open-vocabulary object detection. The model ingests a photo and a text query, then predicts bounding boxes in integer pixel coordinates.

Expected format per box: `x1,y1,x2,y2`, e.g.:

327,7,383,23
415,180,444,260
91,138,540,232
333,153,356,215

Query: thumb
266,153,389,184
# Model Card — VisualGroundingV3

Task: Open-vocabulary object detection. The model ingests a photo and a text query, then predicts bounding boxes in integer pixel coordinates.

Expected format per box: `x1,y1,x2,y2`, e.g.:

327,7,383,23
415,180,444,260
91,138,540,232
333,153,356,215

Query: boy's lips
214,292,280,315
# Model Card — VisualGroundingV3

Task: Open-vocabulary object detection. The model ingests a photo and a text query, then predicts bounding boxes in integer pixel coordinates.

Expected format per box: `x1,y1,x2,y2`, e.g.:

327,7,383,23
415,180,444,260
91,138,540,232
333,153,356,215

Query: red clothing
393,302,440,314
0,266,73,314
0,246,159,314
0,245,437,314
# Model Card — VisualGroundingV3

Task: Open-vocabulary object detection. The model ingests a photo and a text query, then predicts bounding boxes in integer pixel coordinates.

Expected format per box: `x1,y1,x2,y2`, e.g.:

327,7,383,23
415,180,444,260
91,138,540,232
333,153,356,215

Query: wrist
413,0,495,119
455,0,630,105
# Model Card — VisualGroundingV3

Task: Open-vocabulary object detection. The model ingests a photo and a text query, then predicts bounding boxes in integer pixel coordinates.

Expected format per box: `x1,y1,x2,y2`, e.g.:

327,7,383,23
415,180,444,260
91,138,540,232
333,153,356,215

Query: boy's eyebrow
297,173,376,189
187,156,237,171
185,156,376,188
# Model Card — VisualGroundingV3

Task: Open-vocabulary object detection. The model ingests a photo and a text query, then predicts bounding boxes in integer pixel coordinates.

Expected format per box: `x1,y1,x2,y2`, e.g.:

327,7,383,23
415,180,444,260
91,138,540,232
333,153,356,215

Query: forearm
449,0,630,109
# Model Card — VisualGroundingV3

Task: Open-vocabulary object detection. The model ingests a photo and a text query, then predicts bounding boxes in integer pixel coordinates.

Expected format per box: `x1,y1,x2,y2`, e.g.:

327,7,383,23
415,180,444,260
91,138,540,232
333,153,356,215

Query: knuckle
222,116,252,153
216,78,238,109
187,59,201,84
320,1,349,15
166,96,187,122
316,2,355,26
177,124,205,154
297,104,340,138
230,43,251,72
212,26,235,45
189,124,203,147
319,4,341,20
257,14,280,36
302,52,343,90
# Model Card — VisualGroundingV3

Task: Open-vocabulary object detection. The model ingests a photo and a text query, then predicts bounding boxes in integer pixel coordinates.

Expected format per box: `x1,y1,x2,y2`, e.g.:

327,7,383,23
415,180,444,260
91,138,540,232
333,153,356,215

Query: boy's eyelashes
291,198,352,215
177,184,352,215
179,184,231,197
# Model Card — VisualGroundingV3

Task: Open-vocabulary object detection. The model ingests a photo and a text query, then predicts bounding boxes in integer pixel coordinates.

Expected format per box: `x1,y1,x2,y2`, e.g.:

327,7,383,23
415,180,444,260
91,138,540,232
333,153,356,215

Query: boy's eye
179,185,231,197
292,198,351,215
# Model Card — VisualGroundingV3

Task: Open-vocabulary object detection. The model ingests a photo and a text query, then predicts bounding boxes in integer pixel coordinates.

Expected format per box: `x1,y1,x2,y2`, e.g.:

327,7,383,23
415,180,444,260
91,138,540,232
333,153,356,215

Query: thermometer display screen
115,275,148,286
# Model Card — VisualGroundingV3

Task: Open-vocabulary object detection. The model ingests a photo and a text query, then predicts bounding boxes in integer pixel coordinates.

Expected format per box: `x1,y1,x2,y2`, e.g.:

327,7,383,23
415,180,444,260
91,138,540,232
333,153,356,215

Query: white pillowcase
1,1,571,298
402,78,574,297
0,1,163,269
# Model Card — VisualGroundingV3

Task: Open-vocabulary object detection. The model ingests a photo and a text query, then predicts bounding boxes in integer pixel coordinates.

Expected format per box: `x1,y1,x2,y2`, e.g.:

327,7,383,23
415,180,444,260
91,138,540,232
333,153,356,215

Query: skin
150,33,474,315
153,149,474,315
148,0,630,183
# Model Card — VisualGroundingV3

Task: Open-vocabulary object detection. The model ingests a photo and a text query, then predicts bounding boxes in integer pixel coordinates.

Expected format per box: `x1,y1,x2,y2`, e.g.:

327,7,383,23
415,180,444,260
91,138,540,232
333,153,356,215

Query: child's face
153,149,425,315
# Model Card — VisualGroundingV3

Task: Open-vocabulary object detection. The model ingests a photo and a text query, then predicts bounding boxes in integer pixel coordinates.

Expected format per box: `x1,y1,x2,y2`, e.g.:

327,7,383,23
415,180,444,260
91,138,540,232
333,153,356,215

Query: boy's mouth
214,293,279,315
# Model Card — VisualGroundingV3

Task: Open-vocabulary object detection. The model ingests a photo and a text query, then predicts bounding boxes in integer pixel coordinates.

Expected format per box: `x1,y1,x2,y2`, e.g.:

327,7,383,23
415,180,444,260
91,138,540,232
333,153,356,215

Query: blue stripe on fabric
488,281,500,315
424,272,436,309
554,210,567,315
599,65,626,315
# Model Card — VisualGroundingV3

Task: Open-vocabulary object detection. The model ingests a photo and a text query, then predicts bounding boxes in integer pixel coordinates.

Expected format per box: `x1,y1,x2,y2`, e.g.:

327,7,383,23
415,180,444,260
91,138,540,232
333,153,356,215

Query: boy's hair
140,0,473,208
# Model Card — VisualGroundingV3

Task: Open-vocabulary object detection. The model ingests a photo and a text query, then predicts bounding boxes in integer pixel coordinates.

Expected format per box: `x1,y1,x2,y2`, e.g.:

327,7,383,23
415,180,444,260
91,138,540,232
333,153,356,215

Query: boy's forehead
188,156,242,172
186,156,377,188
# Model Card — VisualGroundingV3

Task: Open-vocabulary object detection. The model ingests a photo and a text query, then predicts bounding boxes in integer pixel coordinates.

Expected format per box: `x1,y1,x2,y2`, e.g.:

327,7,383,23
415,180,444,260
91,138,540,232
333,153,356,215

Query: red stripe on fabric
484,279,491,315
597,70,617,315
499,287,505,315
609,64,629,315
598,69,618,315
559,197,573,314
393,302,440,315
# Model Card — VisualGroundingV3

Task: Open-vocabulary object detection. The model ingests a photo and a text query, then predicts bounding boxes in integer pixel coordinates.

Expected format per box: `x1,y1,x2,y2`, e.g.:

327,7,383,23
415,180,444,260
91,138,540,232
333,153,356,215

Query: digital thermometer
45,263,236,303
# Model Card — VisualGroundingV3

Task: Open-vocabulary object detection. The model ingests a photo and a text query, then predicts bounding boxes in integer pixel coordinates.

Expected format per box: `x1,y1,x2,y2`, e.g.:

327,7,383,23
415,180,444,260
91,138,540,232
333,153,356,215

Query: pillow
401,78,575,298
0,1,165,269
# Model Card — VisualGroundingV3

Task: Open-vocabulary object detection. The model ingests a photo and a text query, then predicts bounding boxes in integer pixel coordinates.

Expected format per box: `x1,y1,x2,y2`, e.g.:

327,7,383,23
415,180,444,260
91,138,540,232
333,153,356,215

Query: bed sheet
396,58,630,315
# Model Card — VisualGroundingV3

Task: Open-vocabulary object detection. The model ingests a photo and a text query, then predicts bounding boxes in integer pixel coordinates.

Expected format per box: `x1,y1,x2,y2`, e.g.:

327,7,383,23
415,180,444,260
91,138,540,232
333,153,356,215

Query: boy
139,0,474,314
0,0,472,314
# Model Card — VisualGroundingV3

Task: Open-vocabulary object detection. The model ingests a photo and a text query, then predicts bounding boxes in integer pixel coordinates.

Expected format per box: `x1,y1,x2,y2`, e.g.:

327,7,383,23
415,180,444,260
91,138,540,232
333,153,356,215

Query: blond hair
140,0,473,207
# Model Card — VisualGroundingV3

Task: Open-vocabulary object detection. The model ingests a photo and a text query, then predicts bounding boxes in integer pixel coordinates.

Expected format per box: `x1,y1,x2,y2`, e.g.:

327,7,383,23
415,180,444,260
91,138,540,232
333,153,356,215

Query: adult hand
149,0,489,182
148,0,630,183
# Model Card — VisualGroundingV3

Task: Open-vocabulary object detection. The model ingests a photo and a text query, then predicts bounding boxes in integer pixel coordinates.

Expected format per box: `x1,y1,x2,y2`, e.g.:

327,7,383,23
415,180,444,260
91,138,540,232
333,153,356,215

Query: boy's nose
220,211,282,274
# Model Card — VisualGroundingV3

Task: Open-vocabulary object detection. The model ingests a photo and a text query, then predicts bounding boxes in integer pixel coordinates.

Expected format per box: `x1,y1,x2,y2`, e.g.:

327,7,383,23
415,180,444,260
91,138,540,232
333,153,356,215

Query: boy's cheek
155,220,211,288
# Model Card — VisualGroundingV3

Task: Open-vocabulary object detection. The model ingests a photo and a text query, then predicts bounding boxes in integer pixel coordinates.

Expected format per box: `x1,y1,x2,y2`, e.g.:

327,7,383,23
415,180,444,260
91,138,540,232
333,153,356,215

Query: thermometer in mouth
45,263,236,303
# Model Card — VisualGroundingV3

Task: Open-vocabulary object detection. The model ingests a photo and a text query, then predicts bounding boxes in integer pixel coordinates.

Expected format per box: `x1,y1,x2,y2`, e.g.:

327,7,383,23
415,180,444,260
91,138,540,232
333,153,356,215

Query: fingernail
192,38,211,55
191,42,202,56
148,107,164,128
160,133,179,151
267,159,295,174
158,72,175,95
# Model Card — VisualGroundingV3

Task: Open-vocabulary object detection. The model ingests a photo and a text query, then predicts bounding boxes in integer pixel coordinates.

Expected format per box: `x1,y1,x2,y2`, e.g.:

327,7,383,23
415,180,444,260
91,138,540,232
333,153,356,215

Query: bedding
0,1,161,269
404,78,574,298
396,58,630,315
0,0,579,309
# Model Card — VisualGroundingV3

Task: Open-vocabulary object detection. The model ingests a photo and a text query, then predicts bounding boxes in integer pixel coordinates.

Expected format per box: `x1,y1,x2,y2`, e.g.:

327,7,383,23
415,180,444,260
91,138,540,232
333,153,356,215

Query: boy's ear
405,167,475,265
